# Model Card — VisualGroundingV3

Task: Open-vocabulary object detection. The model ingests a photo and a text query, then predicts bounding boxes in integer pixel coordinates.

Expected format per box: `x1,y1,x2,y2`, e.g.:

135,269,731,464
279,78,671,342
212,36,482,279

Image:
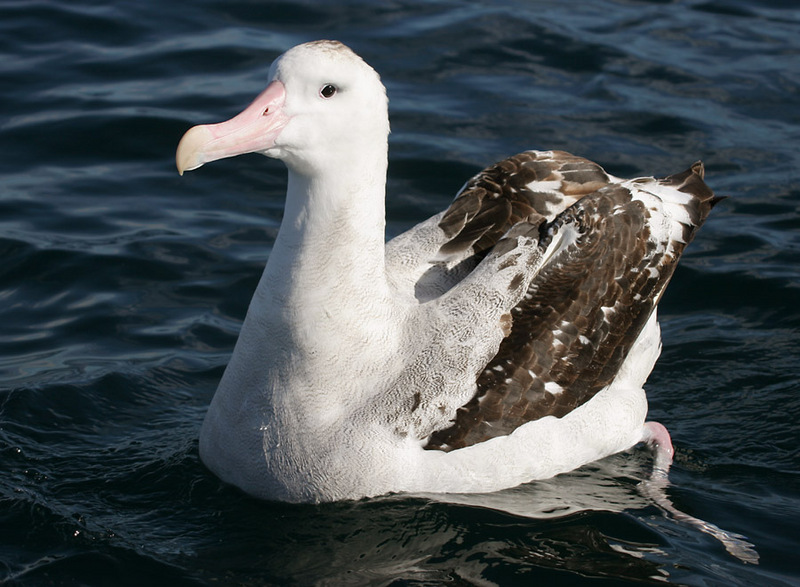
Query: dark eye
320,84,337,99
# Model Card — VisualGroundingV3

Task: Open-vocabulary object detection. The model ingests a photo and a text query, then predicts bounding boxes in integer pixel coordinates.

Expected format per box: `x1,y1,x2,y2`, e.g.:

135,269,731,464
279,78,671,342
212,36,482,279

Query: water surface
1,0,799,585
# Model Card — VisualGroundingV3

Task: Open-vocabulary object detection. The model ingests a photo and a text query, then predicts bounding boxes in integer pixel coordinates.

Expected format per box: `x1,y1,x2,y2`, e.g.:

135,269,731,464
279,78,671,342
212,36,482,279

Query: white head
176,41,389,178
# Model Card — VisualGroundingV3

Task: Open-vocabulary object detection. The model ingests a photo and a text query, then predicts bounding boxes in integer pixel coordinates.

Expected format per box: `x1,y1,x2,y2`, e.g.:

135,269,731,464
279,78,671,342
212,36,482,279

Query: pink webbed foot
642,420,674,472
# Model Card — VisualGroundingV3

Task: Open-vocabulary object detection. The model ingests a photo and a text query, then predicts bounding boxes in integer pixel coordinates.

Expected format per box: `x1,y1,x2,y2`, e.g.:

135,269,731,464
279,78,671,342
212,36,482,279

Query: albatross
176,40,718,504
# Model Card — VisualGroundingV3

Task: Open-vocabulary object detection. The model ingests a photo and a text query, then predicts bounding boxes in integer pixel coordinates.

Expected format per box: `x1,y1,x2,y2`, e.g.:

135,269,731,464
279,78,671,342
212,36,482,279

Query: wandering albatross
176,40,718,504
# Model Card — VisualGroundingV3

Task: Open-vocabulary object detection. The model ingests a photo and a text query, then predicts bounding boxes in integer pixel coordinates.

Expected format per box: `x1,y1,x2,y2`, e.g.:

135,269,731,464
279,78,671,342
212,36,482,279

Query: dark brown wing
436,150,613,260
425,161,718,451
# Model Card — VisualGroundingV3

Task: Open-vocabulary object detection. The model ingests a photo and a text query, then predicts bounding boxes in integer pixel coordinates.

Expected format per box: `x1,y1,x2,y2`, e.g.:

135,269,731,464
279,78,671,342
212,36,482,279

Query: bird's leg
638,421,760,564
642,420,674,474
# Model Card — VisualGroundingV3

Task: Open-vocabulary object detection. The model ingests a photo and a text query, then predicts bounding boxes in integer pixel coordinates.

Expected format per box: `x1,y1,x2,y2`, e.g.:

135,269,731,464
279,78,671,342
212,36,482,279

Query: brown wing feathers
437,151,611,258
425,153,718,451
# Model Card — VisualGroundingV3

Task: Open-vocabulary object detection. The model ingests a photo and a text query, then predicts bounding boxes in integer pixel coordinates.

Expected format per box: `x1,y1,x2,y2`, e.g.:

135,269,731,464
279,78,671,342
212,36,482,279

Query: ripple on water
0,0,799,585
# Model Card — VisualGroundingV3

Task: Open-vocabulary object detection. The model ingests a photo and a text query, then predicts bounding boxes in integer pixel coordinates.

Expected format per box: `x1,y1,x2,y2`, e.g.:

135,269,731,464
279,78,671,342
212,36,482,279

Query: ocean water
1,0,799,584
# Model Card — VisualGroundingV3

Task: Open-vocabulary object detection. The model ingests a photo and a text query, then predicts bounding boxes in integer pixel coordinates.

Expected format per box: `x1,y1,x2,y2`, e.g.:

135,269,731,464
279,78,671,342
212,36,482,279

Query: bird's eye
320,84,337,99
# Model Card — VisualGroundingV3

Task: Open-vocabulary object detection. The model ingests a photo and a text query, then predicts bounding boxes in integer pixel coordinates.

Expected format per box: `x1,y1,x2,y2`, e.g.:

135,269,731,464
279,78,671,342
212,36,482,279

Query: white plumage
176,40,717,504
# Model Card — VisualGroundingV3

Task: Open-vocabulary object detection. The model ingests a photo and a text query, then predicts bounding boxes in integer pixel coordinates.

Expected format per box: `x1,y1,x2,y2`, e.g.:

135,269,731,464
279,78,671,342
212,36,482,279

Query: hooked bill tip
175,125,213,175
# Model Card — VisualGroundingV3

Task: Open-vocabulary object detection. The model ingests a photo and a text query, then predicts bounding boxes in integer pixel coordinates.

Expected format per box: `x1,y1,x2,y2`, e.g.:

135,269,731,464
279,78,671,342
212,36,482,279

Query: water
1,0,799,584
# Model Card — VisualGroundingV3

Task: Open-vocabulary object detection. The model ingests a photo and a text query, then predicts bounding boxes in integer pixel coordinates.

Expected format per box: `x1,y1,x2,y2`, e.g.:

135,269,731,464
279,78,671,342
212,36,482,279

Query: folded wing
424,154,717,451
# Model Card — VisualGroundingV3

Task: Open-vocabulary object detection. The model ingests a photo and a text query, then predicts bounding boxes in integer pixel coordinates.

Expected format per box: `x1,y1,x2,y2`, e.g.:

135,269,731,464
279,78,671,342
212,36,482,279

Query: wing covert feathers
425,152,718,451
437,151,611,259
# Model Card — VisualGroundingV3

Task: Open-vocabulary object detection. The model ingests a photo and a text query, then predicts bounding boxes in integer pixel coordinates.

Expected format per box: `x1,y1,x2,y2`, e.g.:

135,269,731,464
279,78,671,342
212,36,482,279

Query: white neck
236,140,399,377
210,136,399,441
264,148,389,299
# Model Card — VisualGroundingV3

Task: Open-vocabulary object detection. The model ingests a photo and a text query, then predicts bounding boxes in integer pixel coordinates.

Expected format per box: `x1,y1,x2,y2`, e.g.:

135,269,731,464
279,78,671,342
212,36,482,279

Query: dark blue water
1,0,798,584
